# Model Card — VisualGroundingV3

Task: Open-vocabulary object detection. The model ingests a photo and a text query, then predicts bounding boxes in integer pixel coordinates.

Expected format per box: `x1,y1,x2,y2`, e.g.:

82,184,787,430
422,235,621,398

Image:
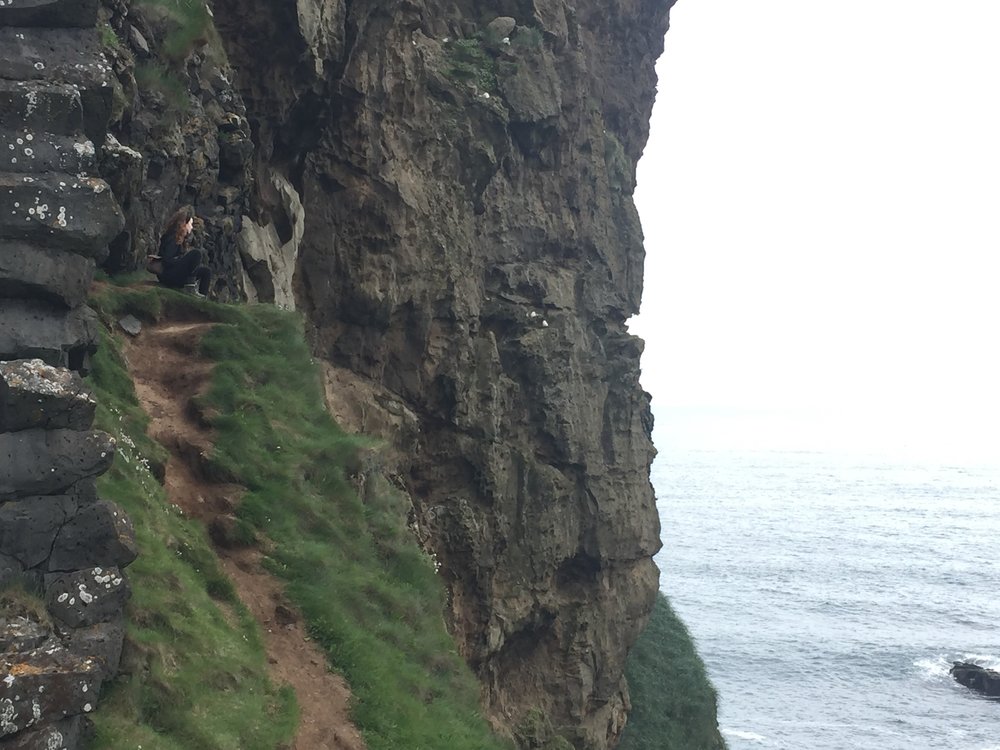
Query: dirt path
126,320,366,750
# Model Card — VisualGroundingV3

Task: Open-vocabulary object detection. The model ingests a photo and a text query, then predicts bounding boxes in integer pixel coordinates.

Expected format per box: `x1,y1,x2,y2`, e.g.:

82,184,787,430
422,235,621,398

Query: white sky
631,0,1000,461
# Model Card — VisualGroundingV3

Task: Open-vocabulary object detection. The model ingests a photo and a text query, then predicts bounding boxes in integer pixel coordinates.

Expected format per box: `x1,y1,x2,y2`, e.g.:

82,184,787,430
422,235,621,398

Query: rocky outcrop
0,2,135,745
209,1,674,747
951,662,1000,698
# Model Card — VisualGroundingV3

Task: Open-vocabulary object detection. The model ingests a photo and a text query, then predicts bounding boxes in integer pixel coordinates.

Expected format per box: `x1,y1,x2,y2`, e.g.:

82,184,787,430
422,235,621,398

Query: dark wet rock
116,315,141,337
0,715,89,750
0,359,96,433
0,645,102,738
0,618,50,654
0,554,25,588
0,300,99,372
44,567,129,629
48,500,137,572
0,80,83,137
0,130,96,176
0,241,95,309
0,0,99,28
59,617,124,681
0,495,76,569
0,429,114,500
951,661,1000,697
0,173,123,258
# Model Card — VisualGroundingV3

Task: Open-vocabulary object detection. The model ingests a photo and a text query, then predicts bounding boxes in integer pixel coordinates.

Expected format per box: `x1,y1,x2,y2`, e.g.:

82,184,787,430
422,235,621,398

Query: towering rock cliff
209,1,675,746
3,0,677,747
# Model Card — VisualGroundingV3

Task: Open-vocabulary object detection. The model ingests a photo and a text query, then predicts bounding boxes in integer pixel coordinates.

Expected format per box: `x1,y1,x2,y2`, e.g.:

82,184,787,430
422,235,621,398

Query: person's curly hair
163,205,195,246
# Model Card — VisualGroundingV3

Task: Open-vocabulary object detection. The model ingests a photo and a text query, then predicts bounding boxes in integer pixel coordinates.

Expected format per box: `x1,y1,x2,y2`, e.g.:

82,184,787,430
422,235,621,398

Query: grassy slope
619,592,727,750
87,285,508,750
86,287,296,749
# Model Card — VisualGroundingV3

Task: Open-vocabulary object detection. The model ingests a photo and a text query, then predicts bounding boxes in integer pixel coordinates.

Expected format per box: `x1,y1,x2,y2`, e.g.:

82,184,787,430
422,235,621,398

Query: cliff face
209,1,674,746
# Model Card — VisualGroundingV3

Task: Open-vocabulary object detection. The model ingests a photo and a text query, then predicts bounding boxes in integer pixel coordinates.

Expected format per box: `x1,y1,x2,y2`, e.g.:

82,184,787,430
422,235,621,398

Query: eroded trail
126,320,366,750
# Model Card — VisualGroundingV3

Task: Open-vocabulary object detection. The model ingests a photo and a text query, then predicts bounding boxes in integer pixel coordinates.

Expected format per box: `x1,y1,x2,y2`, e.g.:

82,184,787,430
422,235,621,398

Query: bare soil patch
126,320,365,750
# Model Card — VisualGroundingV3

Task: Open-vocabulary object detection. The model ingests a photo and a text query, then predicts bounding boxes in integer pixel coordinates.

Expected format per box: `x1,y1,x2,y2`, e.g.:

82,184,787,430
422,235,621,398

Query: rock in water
951,661,1000,697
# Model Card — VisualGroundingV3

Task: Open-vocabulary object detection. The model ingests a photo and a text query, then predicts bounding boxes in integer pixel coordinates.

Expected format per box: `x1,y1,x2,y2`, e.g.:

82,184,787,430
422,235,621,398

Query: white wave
914,655,953,680
961,652,1000,670
722,728,767,743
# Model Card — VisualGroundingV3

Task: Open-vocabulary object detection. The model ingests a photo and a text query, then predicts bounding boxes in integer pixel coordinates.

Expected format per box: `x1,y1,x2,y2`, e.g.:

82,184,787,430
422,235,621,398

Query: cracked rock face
213,0,674,746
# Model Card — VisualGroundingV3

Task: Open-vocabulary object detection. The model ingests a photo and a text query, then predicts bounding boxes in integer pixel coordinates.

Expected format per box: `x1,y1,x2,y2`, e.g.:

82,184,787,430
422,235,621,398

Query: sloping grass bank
86,287,296,749
619,592,727,750
89,285,507,750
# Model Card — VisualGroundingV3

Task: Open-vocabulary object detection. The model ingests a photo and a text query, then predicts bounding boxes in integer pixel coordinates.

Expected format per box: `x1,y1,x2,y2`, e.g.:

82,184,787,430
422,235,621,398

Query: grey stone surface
48,500,137,572
0,130,97,176
44,567,129,628
0,554,24,588
0,80,83,137
0,716,88,750
0,618,50,654
0,241,95,309
0,645,102,739
0,173,123,259
0,27,114,141
117,315,141,337
0,429,114,500
0,495,75,569
0,359,96,432
60,617,124,680
0,300,100,371
0,0,99,28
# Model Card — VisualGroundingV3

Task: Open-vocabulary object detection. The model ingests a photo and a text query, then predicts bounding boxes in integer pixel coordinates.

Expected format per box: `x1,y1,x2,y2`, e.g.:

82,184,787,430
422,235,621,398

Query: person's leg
194,266,211,296
159,249,204,287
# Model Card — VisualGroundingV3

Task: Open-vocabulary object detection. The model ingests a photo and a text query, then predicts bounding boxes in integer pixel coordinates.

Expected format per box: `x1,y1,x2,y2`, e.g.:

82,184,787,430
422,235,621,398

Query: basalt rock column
0,2,136,746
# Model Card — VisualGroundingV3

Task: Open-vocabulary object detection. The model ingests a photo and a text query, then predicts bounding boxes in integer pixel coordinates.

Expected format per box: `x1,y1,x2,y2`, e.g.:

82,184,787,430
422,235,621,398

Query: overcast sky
630,1,1000,461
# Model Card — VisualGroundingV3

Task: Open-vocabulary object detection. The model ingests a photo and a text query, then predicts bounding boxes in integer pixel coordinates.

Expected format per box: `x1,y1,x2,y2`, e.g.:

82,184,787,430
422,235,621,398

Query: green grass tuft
619,592,727,750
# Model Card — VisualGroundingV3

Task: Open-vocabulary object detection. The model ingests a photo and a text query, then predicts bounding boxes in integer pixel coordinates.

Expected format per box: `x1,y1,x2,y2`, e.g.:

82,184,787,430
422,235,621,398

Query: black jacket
158,233,186,264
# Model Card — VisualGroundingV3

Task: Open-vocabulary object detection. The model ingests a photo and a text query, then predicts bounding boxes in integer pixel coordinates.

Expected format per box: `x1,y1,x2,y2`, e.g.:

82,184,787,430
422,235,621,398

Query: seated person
154,206,211,297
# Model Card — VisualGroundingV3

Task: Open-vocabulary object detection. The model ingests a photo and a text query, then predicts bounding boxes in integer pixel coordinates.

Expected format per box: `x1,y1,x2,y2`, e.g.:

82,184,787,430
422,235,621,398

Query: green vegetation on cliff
619,592,727,750
87,285,507,750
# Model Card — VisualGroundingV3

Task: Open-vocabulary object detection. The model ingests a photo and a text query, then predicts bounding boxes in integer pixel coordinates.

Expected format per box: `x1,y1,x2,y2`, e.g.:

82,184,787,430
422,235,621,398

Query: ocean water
652,445,1000,750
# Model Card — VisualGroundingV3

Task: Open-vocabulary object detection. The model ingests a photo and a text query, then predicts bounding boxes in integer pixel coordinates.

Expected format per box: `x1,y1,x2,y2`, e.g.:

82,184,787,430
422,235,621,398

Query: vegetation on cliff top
620,592,727,750
87,284,508,749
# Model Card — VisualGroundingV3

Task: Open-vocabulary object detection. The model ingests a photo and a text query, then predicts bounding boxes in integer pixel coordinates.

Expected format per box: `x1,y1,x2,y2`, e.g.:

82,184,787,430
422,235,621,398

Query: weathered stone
0,645,102,738
951,661,1000,697
498,46,563,123
0,130,96,176
0,618,50,654
0,173,123,259
0,495,75,569
486,17,517,42
48,500,137,572
0,429,114,501
0,359,96,432
60,616,124,680
128,25,151,57
44,567,129,628
0,715,88,750
0,554,24,588
117,315,141,337
0,301,100,371
295,0,346,77
0,80,83,137
0,0,99,28
0,242,95,309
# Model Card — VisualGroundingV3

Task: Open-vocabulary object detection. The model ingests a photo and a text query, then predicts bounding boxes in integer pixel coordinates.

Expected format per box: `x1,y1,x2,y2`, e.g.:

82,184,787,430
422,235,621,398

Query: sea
651,421,1000,750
